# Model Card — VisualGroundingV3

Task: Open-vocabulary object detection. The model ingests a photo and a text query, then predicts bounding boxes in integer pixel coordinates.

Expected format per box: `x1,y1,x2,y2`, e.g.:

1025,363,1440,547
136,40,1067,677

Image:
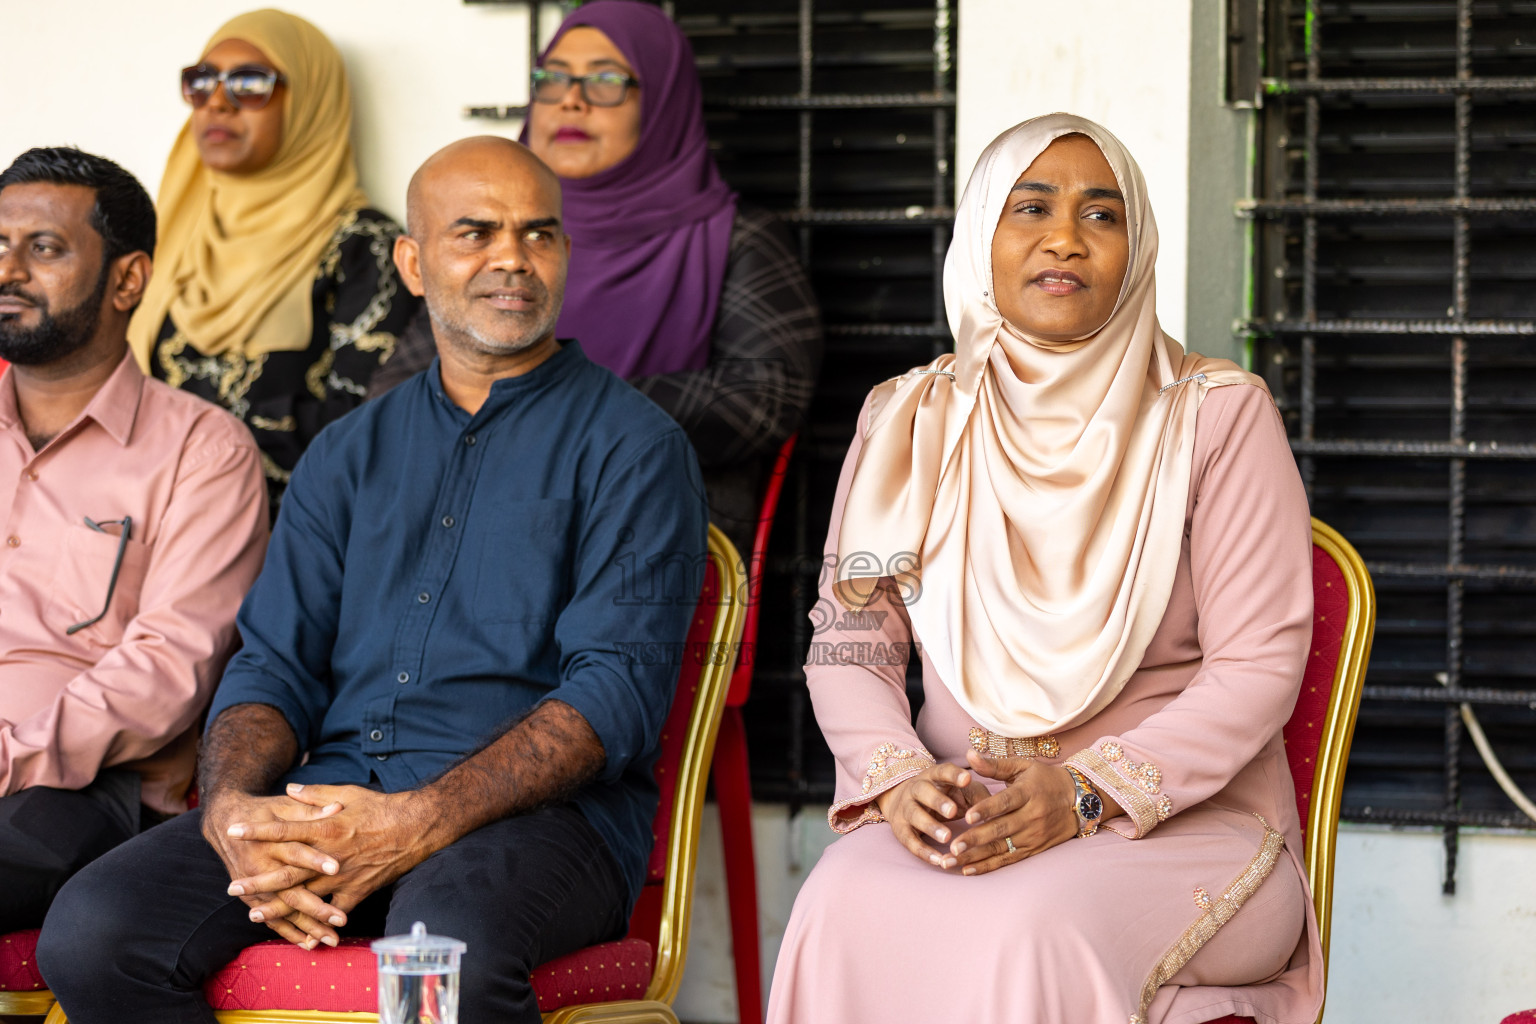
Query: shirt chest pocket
471,498,576,624
47,522,152,649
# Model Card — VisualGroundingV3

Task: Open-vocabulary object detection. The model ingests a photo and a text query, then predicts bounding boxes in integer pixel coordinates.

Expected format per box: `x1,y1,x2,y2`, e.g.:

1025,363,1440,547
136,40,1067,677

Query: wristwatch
1064,765,1103,838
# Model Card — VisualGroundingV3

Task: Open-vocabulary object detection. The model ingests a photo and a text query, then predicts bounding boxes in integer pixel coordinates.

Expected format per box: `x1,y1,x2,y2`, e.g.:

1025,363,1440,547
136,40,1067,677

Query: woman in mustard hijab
130,9,415,516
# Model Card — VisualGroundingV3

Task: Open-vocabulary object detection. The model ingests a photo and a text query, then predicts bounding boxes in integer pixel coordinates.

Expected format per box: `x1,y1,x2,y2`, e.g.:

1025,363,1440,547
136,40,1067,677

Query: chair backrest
624,524,745,1004
727,432,798,707
1283,518,1375,971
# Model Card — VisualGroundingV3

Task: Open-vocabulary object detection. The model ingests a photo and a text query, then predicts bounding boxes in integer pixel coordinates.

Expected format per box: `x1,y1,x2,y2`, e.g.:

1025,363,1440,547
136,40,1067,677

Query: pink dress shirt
0,351,268,814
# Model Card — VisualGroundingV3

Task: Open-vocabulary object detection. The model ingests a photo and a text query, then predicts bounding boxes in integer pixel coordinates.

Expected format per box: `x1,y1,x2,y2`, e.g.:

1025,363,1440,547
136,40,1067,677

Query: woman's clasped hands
874,749,1082,876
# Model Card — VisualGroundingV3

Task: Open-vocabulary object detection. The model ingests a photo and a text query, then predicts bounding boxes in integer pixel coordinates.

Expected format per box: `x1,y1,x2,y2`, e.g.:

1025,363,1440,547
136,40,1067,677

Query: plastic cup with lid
371,921,468,1024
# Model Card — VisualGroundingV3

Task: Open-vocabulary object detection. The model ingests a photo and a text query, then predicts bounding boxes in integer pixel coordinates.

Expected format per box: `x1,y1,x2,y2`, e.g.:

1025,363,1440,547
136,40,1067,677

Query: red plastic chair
40,525,745,1024
1199,518,1374,1024
712,432,796,1024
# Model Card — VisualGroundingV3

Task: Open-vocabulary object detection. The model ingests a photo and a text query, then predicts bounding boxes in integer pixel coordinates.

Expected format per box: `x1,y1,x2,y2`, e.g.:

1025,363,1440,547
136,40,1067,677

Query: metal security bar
1245,0,1536,892
677,0,956,810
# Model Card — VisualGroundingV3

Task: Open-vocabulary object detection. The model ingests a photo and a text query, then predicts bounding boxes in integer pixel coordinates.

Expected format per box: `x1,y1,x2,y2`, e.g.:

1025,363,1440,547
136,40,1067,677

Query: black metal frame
1244,0,1536,892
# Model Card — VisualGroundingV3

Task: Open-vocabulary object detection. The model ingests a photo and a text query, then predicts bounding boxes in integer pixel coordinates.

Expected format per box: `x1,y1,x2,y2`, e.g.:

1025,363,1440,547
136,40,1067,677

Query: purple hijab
526,1,738,380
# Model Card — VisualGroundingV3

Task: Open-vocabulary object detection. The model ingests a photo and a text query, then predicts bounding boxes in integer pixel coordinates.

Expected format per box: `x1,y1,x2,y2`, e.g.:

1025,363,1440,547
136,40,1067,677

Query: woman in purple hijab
375,2,820,552
524,0,822,554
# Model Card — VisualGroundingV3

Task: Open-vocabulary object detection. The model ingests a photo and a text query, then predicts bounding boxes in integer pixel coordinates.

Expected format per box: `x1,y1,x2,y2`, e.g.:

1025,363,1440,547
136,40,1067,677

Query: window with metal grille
1242,0,1536,892
676,0,955,812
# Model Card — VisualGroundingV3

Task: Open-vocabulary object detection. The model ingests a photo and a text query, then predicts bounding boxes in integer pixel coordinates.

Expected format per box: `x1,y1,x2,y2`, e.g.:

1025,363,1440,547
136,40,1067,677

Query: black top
148,207,419,519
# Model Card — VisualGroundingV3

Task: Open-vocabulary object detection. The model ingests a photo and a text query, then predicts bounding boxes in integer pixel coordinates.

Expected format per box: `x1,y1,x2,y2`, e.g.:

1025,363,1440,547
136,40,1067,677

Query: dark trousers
38,804,629,1024
0,779,143,932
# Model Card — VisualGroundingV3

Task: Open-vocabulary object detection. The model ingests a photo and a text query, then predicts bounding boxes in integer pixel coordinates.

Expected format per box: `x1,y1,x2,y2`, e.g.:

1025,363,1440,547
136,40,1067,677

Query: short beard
428,302,560,360
0,266,108,367
422,268,564,361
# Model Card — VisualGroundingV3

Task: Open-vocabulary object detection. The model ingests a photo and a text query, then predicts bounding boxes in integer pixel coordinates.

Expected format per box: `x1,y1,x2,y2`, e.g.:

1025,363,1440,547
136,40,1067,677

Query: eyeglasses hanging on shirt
66,516,133,636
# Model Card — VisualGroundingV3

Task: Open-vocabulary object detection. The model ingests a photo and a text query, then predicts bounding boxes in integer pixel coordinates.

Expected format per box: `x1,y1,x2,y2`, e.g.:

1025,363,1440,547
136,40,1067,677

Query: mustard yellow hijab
129,9,368,368
833,114,1265,737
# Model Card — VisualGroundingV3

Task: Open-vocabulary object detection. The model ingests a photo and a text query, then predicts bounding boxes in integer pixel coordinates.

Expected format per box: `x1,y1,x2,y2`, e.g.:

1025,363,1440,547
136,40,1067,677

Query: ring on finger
1004,836,1017,855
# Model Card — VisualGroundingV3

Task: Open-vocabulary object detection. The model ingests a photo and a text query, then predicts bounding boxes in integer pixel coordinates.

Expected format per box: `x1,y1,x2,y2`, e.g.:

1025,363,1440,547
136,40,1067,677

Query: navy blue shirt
207,341,708,906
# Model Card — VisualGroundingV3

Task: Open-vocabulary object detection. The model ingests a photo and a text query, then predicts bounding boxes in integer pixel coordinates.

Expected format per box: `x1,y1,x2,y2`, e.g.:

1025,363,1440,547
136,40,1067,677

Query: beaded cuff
826,741,937,834
1065,741,1173,838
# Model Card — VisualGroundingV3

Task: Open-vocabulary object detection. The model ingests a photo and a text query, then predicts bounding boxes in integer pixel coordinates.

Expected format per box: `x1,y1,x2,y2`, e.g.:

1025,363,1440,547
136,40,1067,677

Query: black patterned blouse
148,208,418,518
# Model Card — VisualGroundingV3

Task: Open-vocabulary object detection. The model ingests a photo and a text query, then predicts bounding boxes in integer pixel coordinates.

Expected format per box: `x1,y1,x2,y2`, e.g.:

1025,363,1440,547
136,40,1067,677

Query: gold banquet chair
40,524,745,1024
1198,517,1376,1024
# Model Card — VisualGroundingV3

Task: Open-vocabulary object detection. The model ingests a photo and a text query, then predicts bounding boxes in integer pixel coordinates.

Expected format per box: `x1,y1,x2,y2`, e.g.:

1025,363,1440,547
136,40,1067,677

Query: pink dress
767,384,1324,1024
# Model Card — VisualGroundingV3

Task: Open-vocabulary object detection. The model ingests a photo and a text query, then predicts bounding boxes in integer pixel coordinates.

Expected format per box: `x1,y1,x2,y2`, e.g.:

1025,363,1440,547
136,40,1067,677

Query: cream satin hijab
129,9,368,367
833,113,1264,737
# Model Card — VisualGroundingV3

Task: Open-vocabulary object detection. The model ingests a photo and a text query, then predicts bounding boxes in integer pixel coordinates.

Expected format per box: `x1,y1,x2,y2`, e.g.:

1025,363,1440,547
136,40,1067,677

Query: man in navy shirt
41,137,709,1024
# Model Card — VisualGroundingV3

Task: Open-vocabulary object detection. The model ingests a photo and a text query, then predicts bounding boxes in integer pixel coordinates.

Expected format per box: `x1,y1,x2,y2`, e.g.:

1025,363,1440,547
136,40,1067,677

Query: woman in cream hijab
131,9,415,517
767,114,1323,1024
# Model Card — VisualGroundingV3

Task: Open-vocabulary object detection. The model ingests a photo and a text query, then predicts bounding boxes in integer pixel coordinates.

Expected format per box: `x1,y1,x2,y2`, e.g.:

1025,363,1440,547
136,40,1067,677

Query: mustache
474,273,548,296
0,283,43,307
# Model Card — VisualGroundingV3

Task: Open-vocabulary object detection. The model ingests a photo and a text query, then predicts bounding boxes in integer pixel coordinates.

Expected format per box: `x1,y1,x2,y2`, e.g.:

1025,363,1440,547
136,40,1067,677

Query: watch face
1078,792,1103,822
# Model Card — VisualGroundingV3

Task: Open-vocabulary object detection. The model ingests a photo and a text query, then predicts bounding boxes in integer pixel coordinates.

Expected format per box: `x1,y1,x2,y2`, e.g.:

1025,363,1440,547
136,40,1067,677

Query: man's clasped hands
202,783,444,950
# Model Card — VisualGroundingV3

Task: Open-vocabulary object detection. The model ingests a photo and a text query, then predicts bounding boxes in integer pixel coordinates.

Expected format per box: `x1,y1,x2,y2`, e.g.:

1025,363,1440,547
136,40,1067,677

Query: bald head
393,135,571,379
406,136,561,238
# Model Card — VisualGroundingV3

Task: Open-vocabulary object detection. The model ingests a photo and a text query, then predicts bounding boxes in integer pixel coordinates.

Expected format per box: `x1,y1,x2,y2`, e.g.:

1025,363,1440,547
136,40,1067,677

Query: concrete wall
1,0,555,224
956,0,1195,343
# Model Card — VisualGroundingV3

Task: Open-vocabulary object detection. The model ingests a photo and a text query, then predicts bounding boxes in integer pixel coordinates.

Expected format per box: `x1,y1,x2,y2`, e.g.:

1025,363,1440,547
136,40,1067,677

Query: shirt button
24,470,37,481
375,754,389,762
441,515,455,528
417,591,431,604
398,671,410,684
369,729,383,741
464,434,477,446
5,536,17,548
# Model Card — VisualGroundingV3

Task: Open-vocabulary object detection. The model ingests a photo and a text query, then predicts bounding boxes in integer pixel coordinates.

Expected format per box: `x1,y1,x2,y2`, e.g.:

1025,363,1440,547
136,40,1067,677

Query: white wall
955,0,1194,341
2,0,558,223
1327,826,1536,1023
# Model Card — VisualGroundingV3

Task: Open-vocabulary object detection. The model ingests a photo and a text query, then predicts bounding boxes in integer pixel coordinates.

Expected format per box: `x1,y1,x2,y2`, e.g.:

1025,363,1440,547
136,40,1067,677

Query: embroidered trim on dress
1067,747,1162,837
968,727,1060,760
826,741,936,834
1126,815,1286,1024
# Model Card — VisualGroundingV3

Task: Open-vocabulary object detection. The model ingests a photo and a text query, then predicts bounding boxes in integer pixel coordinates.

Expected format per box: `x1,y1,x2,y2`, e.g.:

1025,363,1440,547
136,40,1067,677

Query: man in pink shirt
0,147,269,930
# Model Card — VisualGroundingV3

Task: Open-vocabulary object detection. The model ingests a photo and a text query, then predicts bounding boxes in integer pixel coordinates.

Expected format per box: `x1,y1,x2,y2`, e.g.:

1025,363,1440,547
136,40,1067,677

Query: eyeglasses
530,68,639,108
181,63,286,110
66,516,132,636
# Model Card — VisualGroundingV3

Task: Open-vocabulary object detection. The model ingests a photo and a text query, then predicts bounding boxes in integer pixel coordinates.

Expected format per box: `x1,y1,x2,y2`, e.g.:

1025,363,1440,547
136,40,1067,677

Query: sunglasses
181,63,286,110
530,68,639,108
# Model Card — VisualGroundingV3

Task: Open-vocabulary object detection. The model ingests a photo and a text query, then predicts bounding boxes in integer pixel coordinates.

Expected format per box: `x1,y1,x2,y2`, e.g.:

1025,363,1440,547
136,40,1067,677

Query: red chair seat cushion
203,936,653,1013
528,937,653,1008
0,929,46,992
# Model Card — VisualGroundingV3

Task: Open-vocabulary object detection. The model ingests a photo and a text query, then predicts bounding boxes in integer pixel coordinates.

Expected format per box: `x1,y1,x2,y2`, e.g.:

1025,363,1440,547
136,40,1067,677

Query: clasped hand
874,749,1078,876
203,783,434,950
